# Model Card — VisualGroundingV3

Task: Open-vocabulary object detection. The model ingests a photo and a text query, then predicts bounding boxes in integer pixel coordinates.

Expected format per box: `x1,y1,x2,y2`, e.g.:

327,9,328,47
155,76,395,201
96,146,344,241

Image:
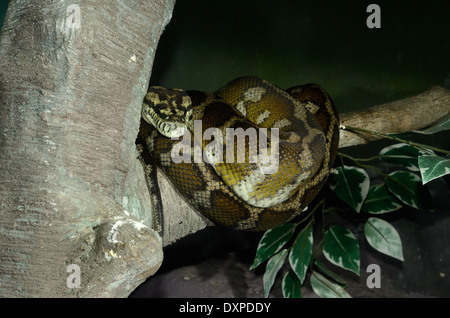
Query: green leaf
412,115,450,134
364,217,404,261
329,165,370,213
251,223,296,270
314,260,347,287
323,225,360,276
385,171,434,210
418,155,450,184
379,143,426,171
310,271,351,298
263,249,288,298
282,269,302,298
288,226,313,284
361,184,403,214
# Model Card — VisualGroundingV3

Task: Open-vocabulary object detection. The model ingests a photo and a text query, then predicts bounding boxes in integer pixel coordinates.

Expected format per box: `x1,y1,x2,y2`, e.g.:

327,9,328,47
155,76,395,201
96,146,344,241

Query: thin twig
341,125,450,155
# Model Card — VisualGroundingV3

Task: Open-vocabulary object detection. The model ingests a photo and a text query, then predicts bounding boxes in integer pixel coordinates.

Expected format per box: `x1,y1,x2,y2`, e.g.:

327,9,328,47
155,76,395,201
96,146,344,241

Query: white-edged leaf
323,225,360,275
361,184,403,214
282,269,302,298
288,226,313,284
310,271,351,298
412,115,450,135
251,223,296,270
313,260,347,287
379,143,427,171
364,217,404,261
418,155,450,184
263,249,288,298
329,165,370,212
385,171,434,210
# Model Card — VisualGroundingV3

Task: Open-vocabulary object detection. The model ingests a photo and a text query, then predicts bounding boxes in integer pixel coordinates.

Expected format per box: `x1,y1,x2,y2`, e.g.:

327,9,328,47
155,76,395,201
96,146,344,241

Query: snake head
142,86,193,138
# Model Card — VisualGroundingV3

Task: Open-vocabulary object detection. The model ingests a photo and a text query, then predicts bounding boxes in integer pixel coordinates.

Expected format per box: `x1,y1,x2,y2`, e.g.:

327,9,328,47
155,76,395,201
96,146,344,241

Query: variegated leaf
364,217,404,261
289,226,313,284
329,165,370,213
251,223,296,270
385,171,433,210
282,269,302,298
323,225,360,276
263,249,288,298
361,184,403,214
379,143,427,171
418,155,450,184
310,271,351,298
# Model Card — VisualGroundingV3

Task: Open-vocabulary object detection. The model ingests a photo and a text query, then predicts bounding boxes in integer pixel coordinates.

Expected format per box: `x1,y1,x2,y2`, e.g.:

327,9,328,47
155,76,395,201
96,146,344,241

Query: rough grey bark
0,0,175,297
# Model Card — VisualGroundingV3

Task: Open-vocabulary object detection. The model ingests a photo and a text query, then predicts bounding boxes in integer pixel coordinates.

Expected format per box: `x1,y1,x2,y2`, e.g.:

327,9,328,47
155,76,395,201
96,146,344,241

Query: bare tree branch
339,86,450,148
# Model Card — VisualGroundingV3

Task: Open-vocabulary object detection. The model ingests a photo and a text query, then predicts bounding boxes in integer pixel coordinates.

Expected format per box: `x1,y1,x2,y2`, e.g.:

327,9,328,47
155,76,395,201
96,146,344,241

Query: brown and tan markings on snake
136,76,339,234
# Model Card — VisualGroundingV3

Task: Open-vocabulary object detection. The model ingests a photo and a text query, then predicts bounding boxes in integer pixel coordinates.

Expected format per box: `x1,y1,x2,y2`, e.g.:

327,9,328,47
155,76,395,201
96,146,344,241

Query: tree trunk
0,0,175,297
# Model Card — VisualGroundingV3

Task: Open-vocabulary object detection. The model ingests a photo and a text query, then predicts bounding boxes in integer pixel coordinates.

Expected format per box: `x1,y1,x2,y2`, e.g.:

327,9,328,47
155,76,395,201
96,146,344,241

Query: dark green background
1,0,449,114
0,1,7,29
150,0,450,114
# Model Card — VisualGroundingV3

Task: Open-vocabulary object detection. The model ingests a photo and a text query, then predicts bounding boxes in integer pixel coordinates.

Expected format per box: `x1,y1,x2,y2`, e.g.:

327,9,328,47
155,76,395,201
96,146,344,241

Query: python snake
137,76,339,233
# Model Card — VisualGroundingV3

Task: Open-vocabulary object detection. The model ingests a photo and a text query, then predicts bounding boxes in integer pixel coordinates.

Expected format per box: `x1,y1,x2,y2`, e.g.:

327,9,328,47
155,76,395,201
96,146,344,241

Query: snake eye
155,103,166,110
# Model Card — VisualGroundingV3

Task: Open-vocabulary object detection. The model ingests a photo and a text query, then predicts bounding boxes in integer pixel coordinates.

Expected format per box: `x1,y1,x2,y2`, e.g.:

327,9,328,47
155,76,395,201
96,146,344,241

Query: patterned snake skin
137,76,339,233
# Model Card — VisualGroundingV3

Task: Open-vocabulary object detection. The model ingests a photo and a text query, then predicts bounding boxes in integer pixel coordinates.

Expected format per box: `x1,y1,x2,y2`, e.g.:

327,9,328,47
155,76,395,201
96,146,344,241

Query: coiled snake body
137,76,339,233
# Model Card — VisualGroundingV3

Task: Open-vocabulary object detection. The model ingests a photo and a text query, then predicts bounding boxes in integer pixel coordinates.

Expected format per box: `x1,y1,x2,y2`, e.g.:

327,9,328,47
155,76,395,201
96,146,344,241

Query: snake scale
137,76,339,234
